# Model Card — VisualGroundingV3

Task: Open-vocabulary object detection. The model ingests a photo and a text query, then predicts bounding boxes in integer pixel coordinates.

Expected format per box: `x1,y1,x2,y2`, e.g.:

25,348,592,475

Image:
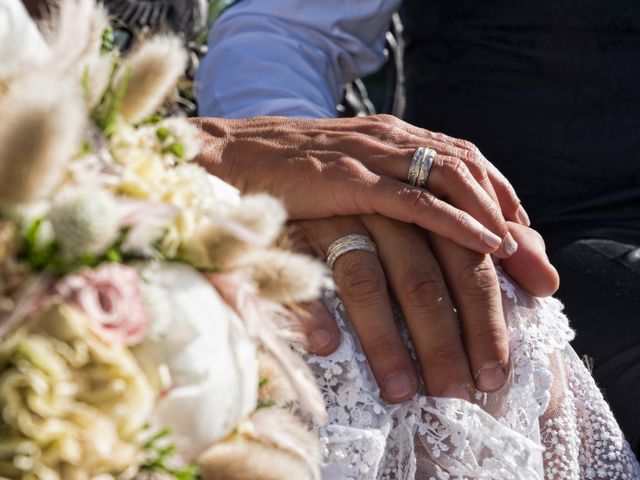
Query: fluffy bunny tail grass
0,75,86,203
117,35,187,123
258,350,297,406
232,194,288,247
246,249,331,305
198,409,320,480
198,435,312,480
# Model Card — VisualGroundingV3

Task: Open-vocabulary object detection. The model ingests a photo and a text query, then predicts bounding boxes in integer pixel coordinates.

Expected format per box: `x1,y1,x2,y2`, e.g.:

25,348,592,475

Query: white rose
134,263,258,458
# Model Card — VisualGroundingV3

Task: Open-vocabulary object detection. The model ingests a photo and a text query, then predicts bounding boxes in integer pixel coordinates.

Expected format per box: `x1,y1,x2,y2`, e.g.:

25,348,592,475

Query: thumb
500,222,560,297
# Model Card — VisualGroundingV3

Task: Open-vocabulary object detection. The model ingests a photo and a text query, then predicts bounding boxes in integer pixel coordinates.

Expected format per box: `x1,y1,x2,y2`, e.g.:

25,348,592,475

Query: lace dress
307,268,640,480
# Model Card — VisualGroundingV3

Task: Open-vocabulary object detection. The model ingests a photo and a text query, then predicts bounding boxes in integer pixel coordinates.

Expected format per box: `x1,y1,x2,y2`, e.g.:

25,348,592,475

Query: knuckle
463,153,487,177
365,335,404,363
472,321,508,349
450,158,473,182
333,156,366,176
430,130,454,145
335,257,385,302
370,114,406,139
413,189,436,210
400,270,448,309
401,187,437,217
373,113,400,126
426,342,462,369
457,259,499,297
453,209,472,231
461,139,479,153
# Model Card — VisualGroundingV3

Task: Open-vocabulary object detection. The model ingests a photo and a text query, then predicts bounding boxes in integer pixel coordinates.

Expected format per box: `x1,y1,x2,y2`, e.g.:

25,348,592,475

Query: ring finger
358,144,516,257
300,216,418,402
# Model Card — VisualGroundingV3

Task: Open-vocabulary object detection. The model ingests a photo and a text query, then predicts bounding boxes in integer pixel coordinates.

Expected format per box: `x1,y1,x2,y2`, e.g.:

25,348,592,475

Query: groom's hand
296,217,558,403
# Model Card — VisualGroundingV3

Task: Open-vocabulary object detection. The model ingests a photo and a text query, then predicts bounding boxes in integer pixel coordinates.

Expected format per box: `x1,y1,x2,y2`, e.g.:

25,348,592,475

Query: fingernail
502,232,519,256
442,384,472,401
309,330,335,352
516,205,531,226
384,372,413,401
482,229,503,250
475,361,506,392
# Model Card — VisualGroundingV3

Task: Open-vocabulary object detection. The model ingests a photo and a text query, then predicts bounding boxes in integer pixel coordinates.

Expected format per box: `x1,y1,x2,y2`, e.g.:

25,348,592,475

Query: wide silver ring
325,234,377,269
407,147,437,188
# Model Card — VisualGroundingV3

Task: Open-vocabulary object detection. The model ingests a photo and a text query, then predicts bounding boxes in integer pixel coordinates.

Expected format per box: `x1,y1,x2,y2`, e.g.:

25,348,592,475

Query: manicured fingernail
442,384,472,401
309,330,335,352
475,361,506,392
516,205,531,226
384,372,413,401
482,229,503,249
502,232,518,256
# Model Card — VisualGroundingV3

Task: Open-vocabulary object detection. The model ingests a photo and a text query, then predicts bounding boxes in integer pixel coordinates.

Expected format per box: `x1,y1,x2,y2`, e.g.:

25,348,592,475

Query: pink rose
54,263,149,346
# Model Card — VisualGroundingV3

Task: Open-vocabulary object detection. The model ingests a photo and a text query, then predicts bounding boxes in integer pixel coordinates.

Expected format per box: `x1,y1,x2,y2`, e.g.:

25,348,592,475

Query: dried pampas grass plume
0,75,86,203
198,410,320,480
117,36,188,123
244,249,331,304
232,194,287,247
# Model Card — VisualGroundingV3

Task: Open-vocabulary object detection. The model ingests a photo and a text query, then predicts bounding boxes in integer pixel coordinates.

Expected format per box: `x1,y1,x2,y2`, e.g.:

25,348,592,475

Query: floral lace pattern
307,269,640,480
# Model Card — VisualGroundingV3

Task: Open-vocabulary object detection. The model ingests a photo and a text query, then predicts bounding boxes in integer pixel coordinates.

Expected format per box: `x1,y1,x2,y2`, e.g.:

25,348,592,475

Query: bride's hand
193,114,528,258
294,217,559,402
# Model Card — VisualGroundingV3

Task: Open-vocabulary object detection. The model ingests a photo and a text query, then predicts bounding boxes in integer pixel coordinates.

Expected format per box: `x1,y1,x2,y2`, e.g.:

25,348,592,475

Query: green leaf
140,426,200,479
105,247,122,263
101,26,114,53
138,114,163,125
162,142,185,159
156,127,171,141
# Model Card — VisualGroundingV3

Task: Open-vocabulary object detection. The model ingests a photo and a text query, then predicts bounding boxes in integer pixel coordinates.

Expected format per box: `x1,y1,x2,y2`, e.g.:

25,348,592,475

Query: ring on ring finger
407,147,437,188
326,234,377,269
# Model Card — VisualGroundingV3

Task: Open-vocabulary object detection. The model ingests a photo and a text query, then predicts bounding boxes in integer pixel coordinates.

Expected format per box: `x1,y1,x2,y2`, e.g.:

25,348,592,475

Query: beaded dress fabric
308,269,640,479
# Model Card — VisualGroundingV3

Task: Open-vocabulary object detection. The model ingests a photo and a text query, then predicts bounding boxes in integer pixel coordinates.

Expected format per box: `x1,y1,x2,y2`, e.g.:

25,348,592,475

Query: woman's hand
293,217,559,402
193,114,529,258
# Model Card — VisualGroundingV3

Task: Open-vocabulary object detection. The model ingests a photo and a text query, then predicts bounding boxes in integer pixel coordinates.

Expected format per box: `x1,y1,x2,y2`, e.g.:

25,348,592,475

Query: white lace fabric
307,269,640,480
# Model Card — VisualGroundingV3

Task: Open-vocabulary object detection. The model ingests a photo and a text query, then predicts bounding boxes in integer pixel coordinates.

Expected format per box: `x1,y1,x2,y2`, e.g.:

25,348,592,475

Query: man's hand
194,114,529,258
295,216,559,402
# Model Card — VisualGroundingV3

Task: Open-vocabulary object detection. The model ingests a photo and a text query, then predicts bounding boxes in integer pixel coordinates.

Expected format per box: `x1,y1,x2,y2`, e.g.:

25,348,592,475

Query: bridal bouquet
0,1,328,479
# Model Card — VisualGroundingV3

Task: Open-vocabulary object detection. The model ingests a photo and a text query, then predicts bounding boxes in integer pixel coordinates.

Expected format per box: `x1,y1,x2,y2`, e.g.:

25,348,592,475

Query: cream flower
0,304,154,478
153,118,201,162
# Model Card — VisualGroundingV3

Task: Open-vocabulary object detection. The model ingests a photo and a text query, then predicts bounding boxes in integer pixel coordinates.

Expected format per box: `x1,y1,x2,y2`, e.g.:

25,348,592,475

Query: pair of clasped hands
195,114,559,402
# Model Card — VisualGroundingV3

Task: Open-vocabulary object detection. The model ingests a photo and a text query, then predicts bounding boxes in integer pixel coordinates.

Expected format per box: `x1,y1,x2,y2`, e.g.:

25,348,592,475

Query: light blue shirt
196,0,401,118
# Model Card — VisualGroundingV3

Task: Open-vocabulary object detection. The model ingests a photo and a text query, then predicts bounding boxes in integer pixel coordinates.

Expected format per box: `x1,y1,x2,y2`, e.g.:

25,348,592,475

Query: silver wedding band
325,234,377,269
407,147,437,188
